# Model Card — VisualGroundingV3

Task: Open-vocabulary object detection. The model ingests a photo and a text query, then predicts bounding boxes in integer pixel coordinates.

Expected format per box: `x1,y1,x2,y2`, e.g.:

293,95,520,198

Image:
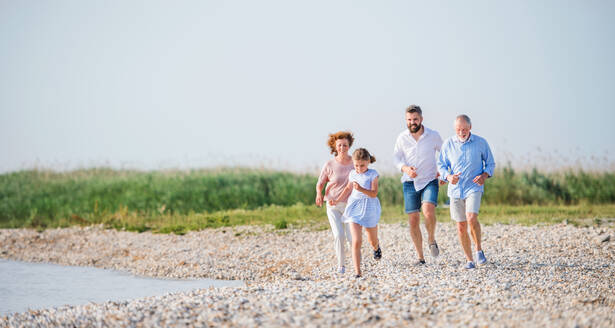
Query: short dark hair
406,104,422,116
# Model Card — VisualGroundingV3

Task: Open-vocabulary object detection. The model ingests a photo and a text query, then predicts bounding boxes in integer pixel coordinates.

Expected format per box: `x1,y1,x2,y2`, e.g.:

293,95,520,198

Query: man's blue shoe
477,250,487,265
465,261,476,269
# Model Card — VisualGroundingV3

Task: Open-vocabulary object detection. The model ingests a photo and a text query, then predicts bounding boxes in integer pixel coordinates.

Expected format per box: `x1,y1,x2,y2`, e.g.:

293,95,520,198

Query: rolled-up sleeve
437,143,451,181
482,140,496,177
393,138,405,172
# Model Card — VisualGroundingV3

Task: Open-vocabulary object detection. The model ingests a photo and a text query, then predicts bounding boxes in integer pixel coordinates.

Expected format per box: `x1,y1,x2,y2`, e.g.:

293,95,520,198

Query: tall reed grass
1,166,614,227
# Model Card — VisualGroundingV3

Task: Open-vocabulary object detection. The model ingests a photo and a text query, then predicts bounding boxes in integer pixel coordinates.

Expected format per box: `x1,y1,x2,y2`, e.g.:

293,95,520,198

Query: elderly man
393,105,443,265
437,114,495,269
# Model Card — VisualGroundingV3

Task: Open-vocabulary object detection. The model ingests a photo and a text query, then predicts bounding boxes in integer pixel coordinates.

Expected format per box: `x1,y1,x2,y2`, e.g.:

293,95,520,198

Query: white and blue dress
343,169,381,228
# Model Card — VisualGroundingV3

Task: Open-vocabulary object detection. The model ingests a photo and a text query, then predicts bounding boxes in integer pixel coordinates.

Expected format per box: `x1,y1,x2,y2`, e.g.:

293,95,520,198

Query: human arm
482,139,496,177
472,139,496,186
402,166,418,178
393,137,418,178
437,145,459,184
315,164,329,207
315,182,325,207
393,138,405,172
447,172,461,185
472,172,490,186
353,176,378,198
437,171,447,185
330,181,353,205
435,133,446,184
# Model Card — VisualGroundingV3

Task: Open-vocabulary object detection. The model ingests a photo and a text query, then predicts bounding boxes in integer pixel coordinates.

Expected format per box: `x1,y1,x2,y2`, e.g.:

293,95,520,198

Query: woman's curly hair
327,131,354,155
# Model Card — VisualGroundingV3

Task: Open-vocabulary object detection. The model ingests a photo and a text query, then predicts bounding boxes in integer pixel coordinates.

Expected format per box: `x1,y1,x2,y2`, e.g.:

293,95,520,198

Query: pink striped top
317,158,354,202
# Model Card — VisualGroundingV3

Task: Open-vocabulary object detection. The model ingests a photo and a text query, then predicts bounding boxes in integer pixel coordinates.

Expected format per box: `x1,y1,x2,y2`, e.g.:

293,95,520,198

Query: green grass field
1,167,614,233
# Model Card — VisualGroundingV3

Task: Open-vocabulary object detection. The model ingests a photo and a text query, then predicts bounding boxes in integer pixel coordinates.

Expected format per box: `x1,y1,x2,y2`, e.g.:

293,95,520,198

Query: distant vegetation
1,167,614,231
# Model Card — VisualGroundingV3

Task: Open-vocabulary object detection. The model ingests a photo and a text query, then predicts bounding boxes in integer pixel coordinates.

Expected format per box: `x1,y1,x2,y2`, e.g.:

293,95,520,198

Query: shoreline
1,223,614,326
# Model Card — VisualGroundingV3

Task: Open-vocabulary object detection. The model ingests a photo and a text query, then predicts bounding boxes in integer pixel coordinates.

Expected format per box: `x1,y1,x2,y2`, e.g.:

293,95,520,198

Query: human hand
403,166,418,178
329,199,337,206
436,172,446,185
447,173,461,185
473,173,488,186
352,182,361,190
315,194,323,207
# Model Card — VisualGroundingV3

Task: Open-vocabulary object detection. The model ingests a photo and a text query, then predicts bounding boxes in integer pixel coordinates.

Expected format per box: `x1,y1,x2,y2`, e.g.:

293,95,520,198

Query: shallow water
0,259,244,315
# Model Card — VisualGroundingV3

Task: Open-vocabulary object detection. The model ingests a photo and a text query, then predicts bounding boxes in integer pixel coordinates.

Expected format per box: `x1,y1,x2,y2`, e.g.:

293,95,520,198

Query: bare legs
408,212,423,260
456,221,472,262
456,212,482,262
350,223,379,276
467,213,482,252
408,202,437,260
350,223,363,275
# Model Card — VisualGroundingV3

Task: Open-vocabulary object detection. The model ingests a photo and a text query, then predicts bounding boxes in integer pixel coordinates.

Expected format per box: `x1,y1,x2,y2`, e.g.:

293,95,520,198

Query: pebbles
1,222,614,327
598,234,611,244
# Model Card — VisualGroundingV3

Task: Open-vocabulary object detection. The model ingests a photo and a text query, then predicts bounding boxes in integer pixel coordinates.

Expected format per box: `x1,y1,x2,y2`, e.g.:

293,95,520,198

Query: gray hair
455,114,471,126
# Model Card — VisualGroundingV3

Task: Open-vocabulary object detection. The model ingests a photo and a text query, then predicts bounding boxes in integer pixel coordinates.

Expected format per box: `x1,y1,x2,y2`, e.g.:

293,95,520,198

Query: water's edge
0,259,244,316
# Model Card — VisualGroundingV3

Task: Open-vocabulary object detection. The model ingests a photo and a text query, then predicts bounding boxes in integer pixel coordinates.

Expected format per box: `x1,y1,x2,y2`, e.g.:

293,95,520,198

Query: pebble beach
1,222,614,327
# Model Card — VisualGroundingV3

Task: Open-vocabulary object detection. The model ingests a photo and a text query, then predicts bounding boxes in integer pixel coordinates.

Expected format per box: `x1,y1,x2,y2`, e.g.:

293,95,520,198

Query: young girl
315,131,355,274
330,148,381,278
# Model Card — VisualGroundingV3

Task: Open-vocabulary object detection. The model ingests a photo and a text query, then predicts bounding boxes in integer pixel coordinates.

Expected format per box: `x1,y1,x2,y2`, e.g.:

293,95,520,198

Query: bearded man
437,114,495,269
393,105,444,265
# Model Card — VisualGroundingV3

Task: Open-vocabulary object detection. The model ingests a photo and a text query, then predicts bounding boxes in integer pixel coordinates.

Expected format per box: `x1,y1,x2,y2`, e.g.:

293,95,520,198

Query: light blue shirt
437,133,495,199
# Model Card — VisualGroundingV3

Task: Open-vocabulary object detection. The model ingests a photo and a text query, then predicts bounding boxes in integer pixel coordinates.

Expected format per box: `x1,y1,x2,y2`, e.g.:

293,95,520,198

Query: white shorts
450,192,483,222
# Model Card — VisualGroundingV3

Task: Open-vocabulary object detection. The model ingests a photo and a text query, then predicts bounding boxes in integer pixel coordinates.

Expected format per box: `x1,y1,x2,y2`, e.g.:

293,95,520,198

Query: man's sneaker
337,266,345,274
373,246,382,260
415,259,426,266
477,250,487,265
429,242,440,257
465,261,476,269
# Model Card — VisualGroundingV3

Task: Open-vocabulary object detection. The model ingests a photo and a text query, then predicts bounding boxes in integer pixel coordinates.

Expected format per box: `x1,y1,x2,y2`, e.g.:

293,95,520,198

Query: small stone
599,234,611,243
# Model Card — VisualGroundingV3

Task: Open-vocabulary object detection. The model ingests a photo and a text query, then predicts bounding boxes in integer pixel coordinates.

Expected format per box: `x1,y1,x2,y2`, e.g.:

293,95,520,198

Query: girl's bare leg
365,226,379,250
350,223,363,276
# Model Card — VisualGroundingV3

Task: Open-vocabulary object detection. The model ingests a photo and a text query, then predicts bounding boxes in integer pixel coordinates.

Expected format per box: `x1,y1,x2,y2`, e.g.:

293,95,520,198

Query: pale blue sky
1,0,614,174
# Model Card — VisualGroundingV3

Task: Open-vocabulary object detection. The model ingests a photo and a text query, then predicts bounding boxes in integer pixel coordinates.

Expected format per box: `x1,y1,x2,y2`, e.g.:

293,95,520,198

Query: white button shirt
393,126,443,191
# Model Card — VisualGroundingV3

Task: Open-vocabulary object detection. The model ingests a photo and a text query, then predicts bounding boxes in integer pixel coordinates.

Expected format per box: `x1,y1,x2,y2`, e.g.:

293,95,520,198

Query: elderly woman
315,131,355,274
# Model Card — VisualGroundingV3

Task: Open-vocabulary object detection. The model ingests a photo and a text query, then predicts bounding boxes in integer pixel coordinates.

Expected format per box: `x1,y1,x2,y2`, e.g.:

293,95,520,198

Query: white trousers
326,201,352,268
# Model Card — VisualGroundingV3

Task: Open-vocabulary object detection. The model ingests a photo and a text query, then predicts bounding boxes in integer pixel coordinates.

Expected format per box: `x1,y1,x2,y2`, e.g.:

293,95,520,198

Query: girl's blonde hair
352,148,376,163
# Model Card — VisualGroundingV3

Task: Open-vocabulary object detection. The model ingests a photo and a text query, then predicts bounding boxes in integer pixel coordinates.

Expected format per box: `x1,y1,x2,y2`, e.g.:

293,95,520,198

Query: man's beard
458,133,470,142
409,123,422,133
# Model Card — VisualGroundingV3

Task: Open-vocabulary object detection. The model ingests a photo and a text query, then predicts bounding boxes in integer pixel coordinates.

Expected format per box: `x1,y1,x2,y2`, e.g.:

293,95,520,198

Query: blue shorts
403,179,439,214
